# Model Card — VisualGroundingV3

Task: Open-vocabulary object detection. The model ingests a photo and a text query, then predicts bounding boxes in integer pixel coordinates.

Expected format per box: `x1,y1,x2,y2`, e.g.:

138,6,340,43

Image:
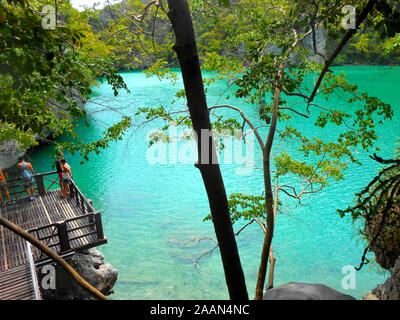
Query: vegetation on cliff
0,0,131,159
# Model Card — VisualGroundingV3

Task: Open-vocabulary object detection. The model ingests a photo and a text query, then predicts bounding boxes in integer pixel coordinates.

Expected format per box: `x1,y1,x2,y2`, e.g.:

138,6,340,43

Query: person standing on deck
55,151,64,193
61,158,72,199
17,156,35,200
0,167,12,203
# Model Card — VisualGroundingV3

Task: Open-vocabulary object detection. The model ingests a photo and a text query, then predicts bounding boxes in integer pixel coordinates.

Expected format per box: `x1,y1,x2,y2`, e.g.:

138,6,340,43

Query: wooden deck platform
0,243,41,300
0,171,107,299
0,263,41,300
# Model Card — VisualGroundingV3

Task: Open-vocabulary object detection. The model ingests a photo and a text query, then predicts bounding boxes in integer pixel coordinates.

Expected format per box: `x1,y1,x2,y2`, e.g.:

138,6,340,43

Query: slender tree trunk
255,73,282,300
267,183,279,289
166,0,248,300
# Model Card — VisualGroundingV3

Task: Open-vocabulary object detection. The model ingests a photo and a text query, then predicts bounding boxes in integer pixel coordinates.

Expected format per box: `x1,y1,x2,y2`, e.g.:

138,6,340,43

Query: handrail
69,179,96,214
26,242,42,300
27,211,105,259
2,171,95,216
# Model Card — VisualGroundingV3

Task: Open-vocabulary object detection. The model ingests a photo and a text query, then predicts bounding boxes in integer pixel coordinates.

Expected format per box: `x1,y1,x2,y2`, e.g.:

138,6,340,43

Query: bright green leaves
202,52,243,76
57,115,132,163
277,125,356,184
321,71,358,97
204,192,268,224
143,59,178,84
0,121,36,150
227,193,266,224
315,110,351,128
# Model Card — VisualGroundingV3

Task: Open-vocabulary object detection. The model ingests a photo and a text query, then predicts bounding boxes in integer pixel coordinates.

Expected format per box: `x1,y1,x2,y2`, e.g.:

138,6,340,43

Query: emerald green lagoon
29,66,399,299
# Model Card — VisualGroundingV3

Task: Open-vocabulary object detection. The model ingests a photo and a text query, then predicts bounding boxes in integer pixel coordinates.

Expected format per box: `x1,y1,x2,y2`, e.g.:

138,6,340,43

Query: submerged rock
39,248,118,300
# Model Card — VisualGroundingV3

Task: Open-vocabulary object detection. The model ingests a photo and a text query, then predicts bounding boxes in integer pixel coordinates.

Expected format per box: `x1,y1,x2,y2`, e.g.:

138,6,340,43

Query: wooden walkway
0,171,107,299
0,244,41,300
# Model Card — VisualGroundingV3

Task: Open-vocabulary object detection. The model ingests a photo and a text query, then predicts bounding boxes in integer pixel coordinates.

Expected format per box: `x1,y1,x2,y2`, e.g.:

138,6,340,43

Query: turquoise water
28,66,399,299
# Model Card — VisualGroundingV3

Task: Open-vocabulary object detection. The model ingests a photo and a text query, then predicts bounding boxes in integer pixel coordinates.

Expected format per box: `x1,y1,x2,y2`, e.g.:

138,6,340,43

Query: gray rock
263,282,356,300
363,211,400,300
0,140,25,169
372,257,400,300
39,248,118,300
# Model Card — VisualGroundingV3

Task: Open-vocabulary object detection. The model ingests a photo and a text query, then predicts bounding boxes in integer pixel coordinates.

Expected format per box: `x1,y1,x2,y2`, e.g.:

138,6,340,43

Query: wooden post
87,199,93,212
94,212,105,240
81,196,85,214
56,221,71,253
36,175,45,196
88,200,94,223
70,181,76,197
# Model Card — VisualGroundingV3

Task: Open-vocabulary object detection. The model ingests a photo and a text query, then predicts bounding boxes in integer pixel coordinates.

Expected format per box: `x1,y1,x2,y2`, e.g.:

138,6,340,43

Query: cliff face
262,25,327,65
38,248,118,300
364,205,400,300
301,25,327,64
372,258,400,299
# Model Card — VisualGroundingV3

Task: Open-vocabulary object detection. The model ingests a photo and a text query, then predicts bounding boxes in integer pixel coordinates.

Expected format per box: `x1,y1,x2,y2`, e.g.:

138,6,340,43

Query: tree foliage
0,0,131,158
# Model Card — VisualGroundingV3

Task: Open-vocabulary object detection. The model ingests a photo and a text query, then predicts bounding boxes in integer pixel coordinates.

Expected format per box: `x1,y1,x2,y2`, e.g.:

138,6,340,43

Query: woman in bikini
61,158,72,199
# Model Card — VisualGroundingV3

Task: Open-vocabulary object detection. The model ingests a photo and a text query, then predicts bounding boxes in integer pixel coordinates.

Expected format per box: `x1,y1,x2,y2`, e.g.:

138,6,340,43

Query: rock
363,292,379,300
301,25,327,64
363,204,400,300
263,282,356,300
39,248,118,300
0,140,25,170
372,257,400,300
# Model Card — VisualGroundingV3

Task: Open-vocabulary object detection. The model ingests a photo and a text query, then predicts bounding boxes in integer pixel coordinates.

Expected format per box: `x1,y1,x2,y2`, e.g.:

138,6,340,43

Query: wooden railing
27,211,106,261
4,170,96,216
2,170,107,262
2,170,61,201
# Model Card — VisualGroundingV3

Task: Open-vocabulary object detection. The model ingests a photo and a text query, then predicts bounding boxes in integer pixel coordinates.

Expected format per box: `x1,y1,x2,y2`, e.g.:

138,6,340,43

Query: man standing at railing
0,167,12,203
55,151,64,193
17,156,36,201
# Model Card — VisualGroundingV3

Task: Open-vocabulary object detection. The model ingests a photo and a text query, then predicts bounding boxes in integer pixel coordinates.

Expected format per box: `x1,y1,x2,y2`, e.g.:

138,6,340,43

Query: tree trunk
267,184,279,289
255,75,282,300
166,0,248,300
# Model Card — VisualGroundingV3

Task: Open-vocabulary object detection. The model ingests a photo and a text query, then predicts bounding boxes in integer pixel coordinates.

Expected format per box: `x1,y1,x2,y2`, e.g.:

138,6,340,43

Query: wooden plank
1,226,8,270
38,196,53,225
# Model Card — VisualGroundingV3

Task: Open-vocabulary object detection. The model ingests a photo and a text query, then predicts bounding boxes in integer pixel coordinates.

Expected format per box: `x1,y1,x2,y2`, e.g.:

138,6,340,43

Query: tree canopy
0,0,131,161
